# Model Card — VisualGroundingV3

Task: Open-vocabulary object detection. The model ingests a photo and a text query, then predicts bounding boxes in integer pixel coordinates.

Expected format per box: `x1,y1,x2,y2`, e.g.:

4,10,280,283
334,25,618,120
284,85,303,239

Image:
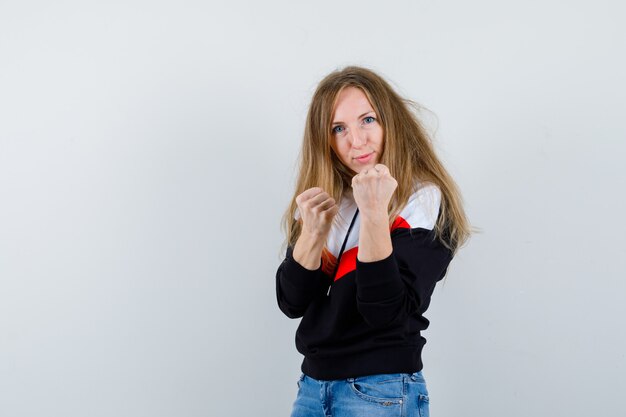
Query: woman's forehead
332,87,375,121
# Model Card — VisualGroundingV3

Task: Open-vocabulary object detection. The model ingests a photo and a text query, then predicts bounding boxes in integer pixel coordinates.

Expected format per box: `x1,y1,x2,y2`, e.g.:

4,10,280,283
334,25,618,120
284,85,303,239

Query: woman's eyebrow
332,111,375,125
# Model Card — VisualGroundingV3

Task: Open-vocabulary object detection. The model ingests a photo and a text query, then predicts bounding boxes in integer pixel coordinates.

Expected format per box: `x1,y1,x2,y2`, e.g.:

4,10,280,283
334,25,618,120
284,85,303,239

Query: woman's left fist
351,164,398,216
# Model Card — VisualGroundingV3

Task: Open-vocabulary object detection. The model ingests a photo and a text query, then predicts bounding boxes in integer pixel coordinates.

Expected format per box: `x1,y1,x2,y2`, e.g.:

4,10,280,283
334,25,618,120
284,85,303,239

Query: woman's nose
349,128,366,147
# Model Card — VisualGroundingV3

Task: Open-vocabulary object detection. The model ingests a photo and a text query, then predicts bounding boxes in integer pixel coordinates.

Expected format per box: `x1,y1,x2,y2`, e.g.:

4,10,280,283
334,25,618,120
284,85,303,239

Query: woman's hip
291,371,430,417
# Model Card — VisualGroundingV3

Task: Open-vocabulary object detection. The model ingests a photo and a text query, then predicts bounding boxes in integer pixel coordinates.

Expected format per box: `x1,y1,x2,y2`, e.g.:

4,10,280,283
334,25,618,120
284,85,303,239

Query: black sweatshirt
276,182,453,380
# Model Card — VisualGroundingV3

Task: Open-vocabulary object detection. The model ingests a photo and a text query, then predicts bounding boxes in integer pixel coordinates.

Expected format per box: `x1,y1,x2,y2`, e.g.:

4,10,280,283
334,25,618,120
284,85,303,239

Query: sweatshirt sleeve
276,245,328,319
355,183,453,329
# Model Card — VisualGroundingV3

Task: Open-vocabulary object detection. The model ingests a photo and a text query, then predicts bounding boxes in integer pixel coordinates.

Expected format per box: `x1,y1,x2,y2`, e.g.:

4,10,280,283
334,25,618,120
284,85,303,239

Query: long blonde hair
281,66,473,258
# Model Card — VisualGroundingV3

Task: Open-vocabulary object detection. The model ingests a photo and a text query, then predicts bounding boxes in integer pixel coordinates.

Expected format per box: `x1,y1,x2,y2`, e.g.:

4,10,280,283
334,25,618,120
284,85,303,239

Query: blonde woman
276,66,471,417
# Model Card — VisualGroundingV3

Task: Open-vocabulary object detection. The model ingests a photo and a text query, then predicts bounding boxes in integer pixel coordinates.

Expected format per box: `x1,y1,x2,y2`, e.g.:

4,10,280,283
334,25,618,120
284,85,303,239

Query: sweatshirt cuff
281,254,324,290
355,253,405,302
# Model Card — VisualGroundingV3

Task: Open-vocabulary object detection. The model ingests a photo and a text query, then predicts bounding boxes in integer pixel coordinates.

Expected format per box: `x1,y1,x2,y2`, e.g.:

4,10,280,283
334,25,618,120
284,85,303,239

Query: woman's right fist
295,187,339,238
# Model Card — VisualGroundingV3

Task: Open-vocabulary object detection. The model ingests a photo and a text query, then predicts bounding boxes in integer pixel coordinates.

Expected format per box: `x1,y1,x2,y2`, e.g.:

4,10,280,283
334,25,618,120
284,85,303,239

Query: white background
1,1,625,416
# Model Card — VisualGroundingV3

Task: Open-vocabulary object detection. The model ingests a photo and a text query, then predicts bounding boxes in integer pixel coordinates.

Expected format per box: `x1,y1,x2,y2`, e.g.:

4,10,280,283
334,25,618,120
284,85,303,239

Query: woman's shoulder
398,180,442,230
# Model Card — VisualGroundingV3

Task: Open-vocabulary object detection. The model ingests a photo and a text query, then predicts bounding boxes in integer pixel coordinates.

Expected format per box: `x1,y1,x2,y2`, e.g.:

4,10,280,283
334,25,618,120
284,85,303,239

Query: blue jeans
290,371,430,417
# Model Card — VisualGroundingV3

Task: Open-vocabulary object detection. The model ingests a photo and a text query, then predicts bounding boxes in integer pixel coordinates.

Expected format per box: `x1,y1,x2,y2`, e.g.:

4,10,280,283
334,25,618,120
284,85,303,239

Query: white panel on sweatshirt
293,182,441,259
326,196,360,258
400,182,441,231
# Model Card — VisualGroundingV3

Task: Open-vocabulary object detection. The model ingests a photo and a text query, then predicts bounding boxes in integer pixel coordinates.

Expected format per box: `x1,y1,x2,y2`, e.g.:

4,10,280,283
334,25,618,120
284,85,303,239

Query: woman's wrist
358,210,393,262
293,230,327,270
358,207,389,224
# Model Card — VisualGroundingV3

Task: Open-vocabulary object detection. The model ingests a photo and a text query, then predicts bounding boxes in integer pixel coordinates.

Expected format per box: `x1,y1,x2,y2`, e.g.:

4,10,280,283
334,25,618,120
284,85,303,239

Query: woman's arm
276,244,327,319
355,227,453,329
351,163,396,262
292,229,327,270
354,177,451,329
357,209,393,262
276,187,338,318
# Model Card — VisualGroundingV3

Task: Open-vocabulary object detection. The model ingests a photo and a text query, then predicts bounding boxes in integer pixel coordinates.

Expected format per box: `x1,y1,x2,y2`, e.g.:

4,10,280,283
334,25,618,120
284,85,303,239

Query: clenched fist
351,163,398,217
295,187,339,238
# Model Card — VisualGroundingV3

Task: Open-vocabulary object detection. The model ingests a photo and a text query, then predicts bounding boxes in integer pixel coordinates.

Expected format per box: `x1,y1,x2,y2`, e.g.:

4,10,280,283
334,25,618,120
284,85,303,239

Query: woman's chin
354,162,378,174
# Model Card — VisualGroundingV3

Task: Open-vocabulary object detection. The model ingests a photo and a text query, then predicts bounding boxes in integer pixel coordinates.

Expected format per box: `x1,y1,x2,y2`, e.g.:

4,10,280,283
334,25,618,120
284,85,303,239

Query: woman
276,66,471,417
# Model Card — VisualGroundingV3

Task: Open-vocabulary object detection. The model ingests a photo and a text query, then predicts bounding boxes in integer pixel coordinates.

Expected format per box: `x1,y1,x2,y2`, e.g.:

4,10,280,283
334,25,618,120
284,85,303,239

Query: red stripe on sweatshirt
335,246,358,281
328,215,411,282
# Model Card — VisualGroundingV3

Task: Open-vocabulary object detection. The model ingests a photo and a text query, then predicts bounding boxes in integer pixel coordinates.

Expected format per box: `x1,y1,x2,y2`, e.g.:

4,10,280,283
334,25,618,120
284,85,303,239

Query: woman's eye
332,126,345,134
363,116,375,124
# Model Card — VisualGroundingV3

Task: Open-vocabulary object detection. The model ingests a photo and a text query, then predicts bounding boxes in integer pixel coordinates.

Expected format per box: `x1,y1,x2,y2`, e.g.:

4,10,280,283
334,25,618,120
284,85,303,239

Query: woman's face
330,87,384,174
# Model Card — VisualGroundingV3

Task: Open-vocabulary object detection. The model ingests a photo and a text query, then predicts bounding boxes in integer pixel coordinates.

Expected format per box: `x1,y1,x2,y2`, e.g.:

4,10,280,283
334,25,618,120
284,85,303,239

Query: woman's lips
354,152,374,164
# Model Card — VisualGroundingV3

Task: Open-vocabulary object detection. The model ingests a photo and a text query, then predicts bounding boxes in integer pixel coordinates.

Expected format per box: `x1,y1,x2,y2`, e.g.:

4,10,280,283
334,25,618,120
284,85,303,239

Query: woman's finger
296,187,321,205
374,164,389,175
297,188,328,206
307,192,332,209
313,196,336,212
